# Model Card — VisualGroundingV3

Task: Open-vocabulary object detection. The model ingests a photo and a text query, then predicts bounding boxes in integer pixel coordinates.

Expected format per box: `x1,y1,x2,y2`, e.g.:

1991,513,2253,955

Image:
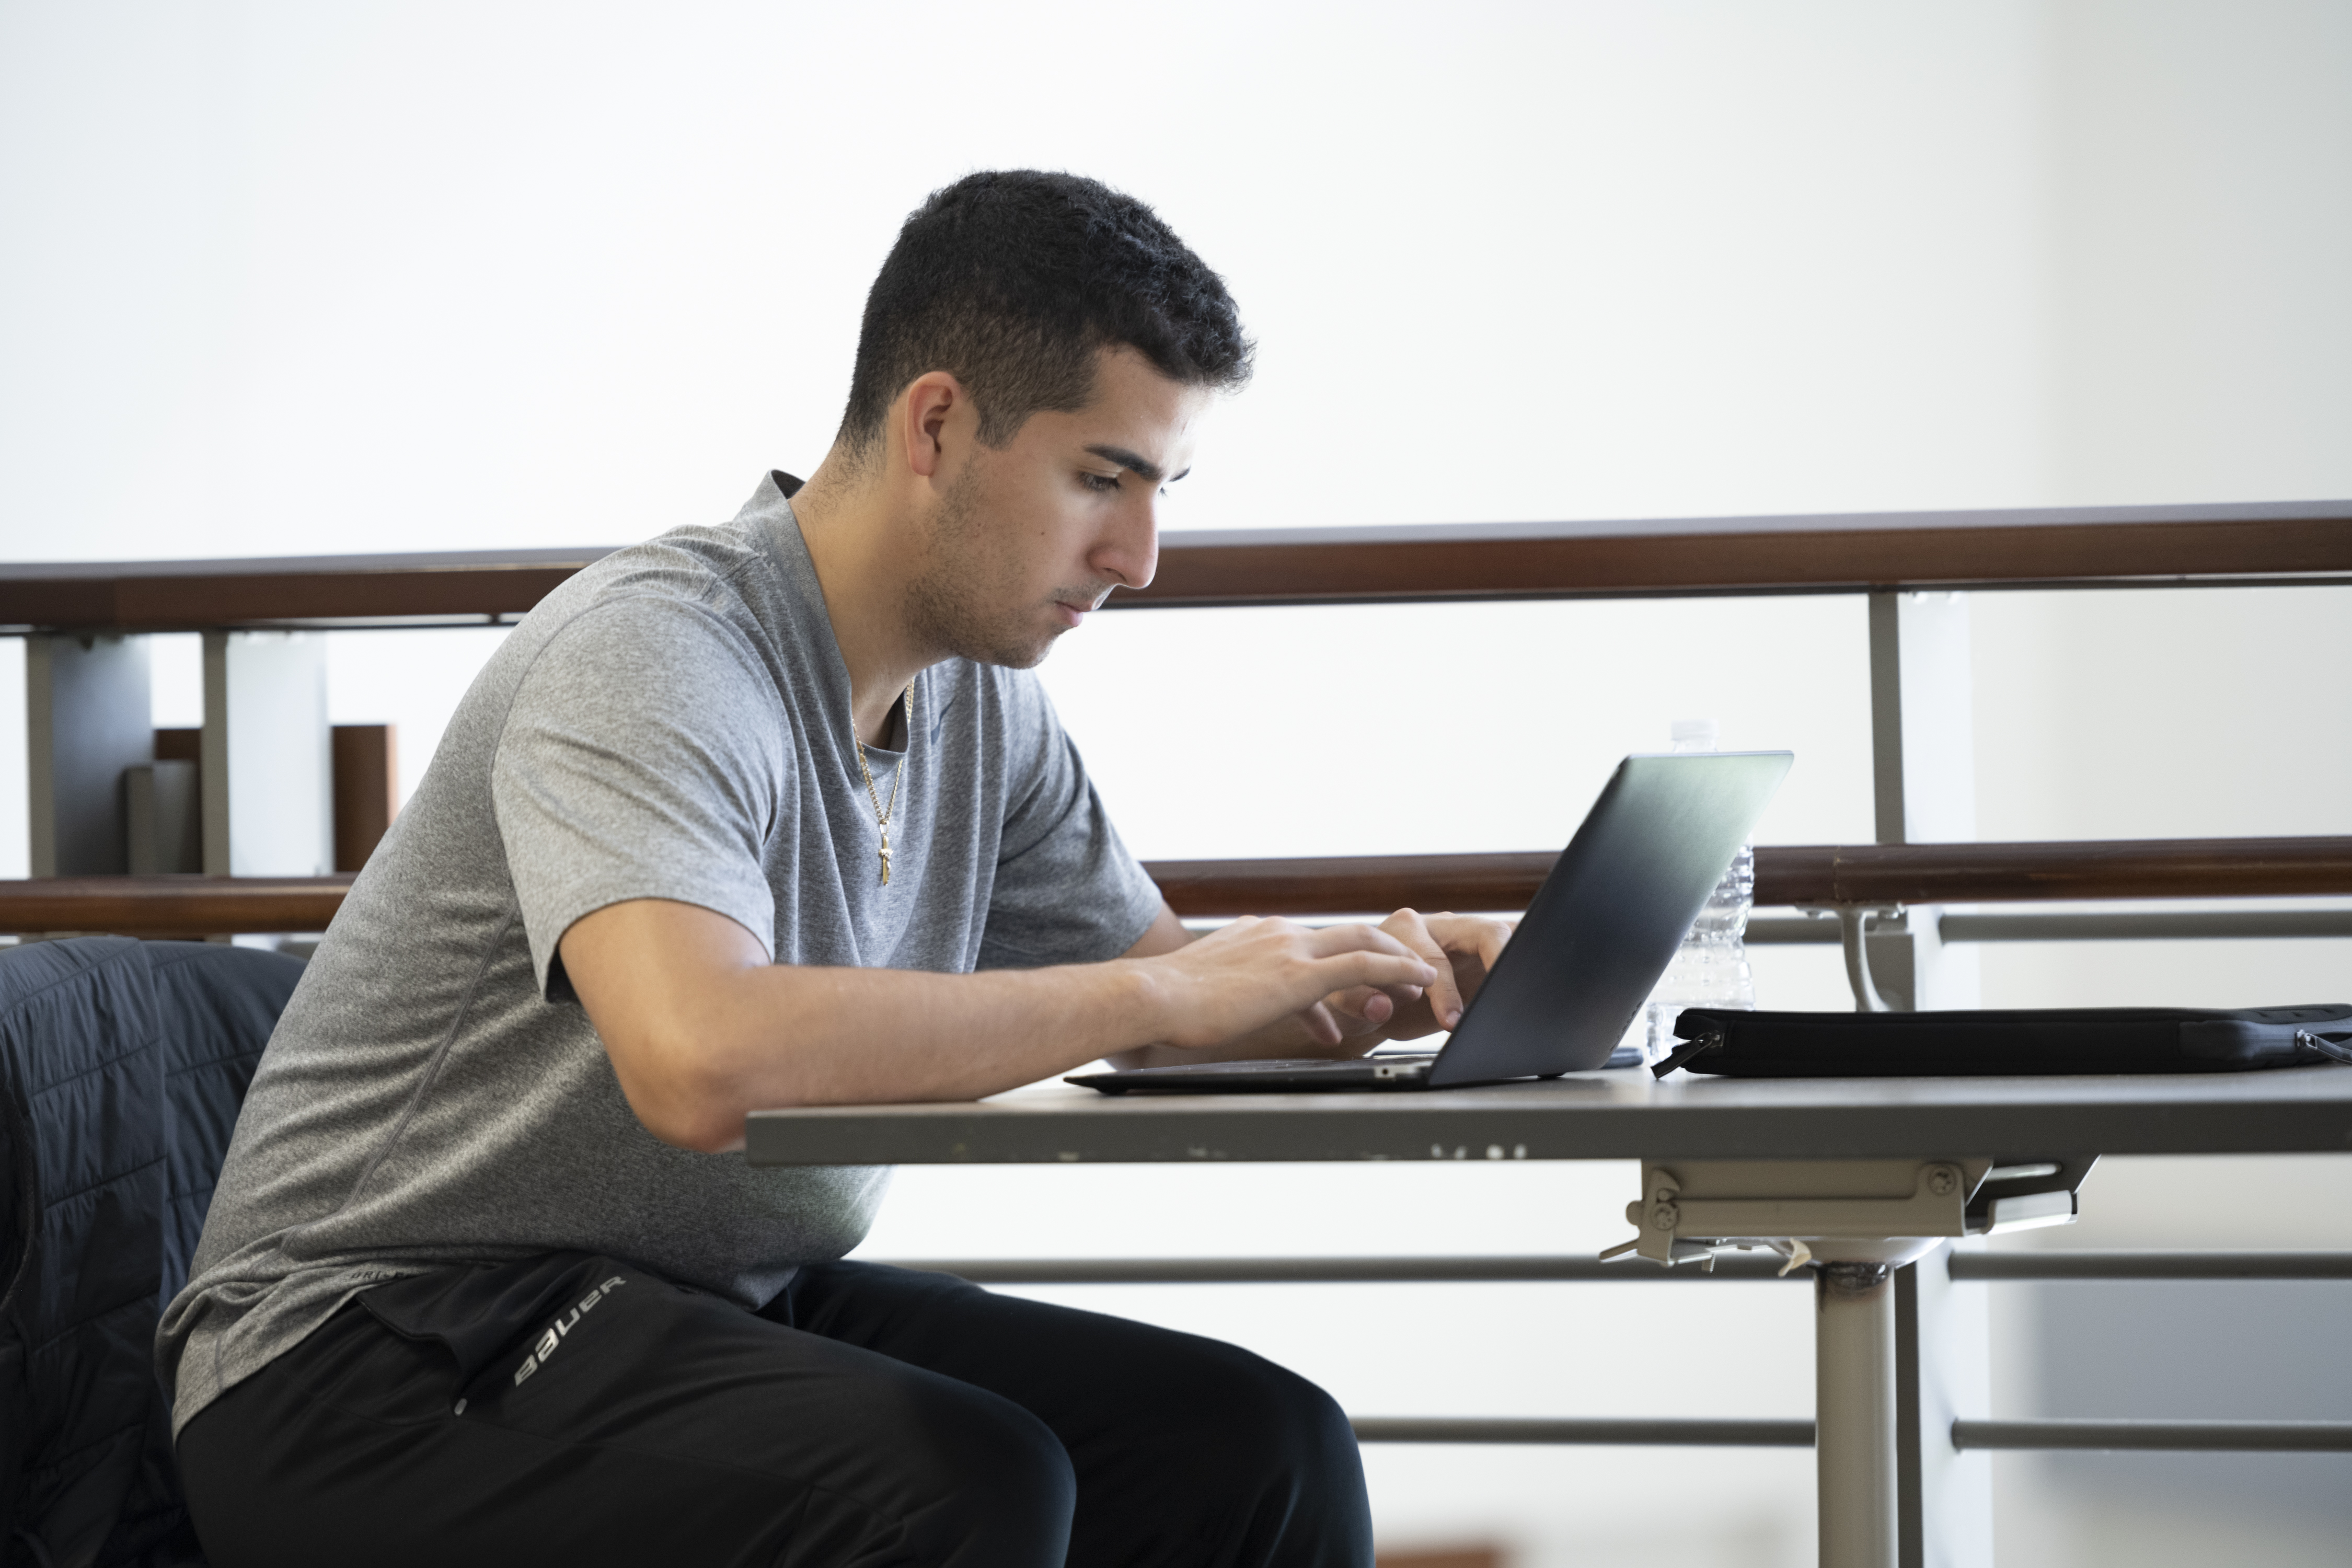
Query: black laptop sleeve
1657,1004,2352,1078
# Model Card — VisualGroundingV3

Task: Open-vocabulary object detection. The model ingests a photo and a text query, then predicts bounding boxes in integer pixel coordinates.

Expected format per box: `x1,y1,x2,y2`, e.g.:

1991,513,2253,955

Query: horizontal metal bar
871,1256,1803,1285
1745,917,1846,944
1949,1250,2352,1281
1942,910,2352,941
1953,1419,2352,1452
1352,1417,1815,1447
1751,912,2352,944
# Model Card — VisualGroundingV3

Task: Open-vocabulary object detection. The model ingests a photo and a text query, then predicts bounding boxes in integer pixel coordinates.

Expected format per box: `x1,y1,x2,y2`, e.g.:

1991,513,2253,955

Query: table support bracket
1606,1159,2005,1568
1797,904,1907,1013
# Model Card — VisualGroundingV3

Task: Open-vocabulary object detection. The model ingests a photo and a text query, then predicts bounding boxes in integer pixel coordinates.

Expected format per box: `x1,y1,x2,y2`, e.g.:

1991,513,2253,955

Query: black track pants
175,1255,1374,1568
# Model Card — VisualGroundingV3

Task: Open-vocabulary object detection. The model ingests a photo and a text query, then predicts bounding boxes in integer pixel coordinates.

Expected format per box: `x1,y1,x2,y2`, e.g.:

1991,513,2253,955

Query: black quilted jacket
0,938,301,1568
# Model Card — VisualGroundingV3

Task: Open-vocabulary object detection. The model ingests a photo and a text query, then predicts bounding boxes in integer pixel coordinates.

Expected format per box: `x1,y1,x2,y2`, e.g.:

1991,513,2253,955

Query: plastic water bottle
1625,719,1758,1066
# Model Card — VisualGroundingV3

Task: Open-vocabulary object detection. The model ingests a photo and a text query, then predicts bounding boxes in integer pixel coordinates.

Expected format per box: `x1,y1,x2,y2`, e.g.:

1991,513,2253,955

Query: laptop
1067,750,1793,1094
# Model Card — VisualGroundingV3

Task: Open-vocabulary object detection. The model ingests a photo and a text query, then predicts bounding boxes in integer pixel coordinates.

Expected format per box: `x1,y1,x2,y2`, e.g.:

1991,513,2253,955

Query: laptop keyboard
1151,1054,1437,1074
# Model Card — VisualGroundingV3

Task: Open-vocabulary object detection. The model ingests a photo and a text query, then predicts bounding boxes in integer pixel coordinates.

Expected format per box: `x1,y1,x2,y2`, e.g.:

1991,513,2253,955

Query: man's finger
1315,950,1439,996
1422,912,1516,1013
1326,985,1395,1028
1302,922,1423,962
1298,999,1343,1047
1385,908,1466,1029
1433,912,1513,971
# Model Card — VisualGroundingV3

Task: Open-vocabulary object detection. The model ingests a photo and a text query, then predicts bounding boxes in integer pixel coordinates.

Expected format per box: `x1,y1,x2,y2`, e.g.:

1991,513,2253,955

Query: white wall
2042,0,2352,508
0,0,2053,568
1968,7,2352,1563
5,4,2351,1565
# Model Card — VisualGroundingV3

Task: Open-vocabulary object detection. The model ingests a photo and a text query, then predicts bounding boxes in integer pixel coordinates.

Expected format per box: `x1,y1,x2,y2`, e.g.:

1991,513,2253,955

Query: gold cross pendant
878,831,892,886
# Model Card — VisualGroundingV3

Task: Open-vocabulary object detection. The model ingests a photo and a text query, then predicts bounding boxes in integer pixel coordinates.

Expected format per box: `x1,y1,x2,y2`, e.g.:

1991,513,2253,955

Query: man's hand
1131,915,1450,1051
1316,908,1515,1050
1103,905,1513,1069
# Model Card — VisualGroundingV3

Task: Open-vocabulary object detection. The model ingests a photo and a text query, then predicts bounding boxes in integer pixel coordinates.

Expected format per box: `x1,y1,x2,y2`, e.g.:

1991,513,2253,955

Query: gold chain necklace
852,679,916,886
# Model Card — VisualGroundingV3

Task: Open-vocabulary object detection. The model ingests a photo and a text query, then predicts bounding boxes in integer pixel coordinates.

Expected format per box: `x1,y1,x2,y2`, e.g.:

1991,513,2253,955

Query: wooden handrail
1148,855,1560,917
1133,504,2352,609
1753,838,2352,907
7,501,2348,632
0,549,606,633
0,875,357,936
1150,838,2352,915
6,838,2348,934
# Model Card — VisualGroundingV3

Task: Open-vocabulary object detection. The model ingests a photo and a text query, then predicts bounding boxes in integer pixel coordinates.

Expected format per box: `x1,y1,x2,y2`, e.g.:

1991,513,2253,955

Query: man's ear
899,372,964,480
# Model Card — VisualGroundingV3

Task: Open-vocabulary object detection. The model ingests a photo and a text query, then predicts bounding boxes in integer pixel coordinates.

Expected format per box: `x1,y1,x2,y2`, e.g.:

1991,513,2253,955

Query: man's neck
789,451,933,746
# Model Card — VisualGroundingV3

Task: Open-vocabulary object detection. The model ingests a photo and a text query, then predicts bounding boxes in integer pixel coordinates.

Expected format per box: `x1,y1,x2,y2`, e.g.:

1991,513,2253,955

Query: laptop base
1066,1055,1444,1094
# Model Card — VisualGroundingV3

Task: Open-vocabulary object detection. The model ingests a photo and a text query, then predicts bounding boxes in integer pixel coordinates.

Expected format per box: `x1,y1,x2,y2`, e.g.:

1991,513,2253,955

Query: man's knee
1221,1355,1364,1494
1069,1338,1370,1567
1162,1341,1370,1529
1225,1366,1373,1565
896,1381,1077,1565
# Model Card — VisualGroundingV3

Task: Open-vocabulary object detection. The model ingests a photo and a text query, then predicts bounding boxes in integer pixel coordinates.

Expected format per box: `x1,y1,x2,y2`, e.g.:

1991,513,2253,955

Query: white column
201,631,333,877
1896,1244,1994,1568
1865,592,1981,1010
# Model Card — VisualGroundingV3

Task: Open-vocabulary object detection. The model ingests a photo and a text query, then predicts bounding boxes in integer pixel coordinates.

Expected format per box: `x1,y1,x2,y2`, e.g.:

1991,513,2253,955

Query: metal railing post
1865,591,1981,1013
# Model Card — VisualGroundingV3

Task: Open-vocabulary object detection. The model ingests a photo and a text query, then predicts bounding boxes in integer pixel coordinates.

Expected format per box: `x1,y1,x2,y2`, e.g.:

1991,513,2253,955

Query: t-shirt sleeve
976,673,1165,970
492,597,786,1000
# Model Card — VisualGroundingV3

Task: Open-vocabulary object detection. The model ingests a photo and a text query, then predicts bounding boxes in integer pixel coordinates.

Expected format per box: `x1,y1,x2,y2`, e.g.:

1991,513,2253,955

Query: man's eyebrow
1083,443,1185,486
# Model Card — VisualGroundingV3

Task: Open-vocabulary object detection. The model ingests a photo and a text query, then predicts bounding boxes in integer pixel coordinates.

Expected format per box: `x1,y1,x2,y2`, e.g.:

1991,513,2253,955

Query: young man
163,171,1511,1567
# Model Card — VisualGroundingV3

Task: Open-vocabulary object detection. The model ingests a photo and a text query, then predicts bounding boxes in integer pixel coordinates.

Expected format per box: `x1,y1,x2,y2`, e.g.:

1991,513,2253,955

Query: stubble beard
902,463,1067,670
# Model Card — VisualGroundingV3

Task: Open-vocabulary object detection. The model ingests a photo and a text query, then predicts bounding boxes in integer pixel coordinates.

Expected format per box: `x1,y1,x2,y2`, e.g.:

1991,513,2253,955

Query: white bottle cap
1669,718,1720,751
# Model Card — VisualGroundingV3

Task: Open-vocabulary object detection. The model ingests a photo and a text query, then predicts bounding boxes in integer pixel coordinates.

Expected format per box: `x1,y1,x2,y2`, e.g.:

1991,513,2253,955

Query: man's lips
1052,591,1112,628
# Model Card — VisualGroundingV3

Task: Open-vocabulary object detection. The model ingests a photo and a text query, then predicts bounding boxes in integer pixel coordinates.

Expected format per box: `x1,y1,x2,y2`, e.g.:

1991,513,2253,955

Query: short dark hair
836,171,1253,457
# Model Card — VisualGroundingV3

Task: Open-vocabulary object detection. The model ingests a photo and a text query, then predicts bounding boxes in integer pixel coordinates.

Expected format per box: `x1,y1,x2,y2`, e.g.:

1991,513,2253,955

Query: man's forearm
563,898,1439,1152
708,961,1158,1110
596,954,1167,1150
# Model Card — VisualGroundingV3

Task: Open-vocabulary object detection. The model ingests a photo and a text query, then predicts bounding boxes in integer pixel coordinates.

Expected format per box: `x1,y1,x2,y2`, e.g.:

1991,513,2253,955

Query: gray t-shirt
158,473,1162,1435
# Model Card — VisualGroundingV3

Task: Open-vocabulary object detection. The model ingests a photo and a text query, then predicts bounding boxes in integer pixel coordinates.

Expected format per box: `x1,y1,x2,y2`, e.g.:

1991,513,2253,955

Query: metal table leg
1817,1261,1898,1567
1618,1156,2076,1566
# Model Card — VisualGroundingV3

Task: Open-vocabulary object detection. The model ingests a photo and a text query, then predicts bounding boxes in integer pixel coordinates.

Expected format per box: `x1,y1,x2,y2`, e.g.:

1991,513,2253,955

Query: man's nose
1093,493,1160,592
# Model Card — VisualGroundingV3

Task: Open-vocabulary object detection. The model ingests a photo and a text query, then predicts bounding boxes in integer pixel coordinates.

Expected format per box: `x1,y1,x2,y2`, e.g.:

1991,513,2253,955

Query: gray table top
744,1065,2352,1167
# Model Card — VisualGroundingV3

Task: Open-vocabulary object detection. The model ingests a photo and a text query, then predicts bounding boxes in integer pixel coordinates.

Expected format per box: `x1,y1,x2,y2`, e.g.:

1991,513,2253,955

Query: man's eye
1081,472,1121,493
